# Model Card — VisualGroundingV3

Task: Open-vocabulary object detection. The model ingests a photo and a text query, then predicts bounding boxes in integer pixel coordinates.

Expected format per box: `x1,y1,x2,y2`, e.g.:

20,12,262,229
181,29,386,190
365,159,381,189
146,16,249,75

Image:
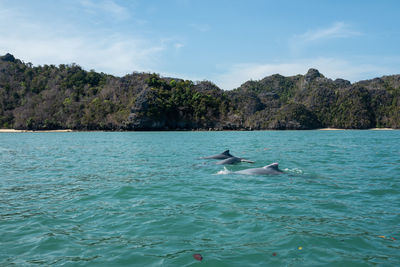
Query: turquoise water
1,131,399,266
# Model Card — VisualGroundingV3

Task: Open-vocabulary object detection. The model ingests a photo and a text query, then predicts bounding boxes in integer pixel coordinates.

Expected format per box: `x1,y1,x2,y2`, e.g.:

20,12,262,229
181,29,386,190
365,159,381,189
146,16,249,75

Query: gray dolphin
201,150,234,160
235,162,283,175
216,156,255,165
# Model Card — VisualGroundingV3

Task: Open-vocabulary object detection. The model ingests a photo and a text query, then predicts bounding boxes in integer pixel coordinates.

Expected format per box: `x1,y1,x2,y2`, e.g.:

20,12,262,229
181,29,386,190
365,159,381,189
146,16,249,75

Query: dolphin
216,156,255,165
235,162,283,175
201,150,234,160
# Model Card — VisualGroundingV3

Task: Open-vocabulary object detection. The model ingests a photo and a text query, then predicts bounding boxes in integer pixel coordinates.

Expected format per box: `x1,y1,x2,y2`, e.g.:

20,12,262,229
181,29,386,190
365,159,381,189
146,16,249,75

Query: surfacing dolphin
235,162,283,175
201,150,234,160
216,156,255,165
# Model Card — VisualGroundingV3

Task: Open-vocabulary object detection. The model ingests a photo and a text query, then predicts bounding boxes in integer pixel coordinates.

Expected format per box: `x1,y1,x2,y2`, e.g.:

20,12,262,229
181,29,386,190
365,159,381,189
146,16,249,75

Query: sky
1,0,400,90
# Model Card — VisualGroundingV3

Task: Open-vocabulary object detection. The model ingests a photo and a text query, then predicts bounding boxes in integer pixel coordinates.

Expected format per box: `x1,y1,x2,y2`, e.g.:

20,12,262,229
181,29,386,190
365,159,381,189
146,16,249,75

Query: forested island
0,53,399,130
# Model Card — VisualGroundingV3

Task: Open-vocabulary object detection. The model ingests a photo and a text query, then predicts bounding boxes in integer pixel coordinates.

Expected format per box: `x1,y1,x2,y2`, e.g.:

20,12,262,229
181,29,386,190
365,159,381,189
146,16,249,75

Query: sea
1,130,399,266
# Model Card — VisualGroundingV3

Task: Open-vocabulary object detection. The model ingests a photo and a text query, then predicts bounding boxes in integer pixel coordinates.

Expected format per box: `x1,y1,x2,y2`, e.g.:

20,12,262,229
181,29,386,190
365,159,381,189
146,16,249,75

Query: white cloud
0,35,165,76
174,43,185,49
79,0,130,20
289,22,362,55
214,58,396,90
296,22,361,43
0,2,171,76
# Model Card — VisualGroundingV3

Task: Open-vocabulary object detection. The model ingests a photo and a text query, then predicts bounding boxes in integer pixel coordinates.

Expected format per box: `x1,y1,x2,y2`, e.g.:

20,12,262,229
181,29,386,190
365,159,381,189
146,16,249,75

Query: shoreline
0,128,396,133
0,129,73,133
318,128,344,131
318,128,394,131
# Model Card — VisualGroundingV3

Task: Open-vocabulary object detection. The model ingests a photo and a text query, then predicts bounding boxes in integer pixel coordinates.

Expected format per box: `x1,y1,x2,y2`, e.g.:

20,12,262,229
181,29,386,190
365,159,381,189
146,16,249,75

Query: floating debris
272,252,277,256
298,246,303,250
193,254,203,261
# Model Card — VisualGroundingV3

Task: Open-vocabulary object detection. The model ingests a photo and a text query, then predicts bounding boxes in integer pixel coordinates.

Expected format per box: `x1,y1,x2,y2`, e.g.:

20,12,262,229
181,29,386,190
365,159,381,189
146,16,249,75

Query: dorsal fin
222,150,231,156
264,162,279,169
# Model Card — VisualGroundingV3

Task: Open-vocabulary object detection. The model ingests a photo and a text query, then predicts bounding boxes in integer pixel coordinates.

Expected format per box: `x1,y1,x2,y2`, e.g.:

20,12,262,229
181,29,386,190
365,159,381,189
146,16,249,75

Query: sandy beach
318,128,345,131
319,128,395,131
0,129,73,133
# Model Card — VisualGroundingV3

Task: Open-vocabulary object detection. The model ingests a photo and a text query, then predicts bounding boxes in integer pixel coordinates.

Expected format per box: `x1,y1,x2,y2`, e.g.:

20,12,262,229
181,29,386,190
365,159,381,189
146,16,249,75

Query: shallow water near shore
1,130,400,266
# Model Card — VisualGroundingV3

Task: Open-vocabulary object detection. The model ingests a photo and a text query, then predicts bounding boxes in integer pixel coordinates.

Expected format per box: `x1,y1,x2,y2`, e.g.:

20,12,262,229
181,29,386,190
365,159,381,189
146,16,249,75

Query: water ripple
1,131,399,266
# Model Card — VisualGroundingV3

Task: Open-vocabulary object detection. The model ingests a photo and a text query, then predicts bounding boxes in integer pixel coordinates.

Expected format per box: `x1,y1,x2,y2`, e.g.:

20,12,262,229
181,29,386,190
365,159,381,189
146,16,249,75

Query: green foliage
63,97,72,107
1,54,399,130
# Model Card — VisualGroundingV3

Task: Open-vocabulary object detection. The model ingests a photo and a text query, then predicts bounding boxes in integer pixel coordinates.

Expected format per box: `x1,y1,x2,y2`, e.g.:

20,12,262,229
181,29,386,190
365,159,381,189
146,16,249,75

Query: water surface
1,131,399,266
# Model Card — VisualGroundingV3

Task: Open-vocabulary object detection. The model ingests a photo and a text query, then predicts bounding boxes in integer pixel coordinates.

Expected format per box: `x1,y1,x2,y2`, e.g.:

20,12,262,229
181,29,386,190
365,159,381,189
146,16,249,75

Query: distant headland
0,53,399,131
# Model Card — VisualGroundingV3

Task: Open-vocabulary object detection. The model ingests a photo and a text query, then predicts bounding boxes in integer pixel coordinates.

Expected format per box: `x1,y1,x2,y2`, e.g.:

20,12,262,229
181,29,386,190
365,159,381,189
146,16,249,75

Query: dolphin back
221,150,233,157
216,156,240,165
264,162,279,169
235,162,283,175
263,162,282,173
202,150,234,159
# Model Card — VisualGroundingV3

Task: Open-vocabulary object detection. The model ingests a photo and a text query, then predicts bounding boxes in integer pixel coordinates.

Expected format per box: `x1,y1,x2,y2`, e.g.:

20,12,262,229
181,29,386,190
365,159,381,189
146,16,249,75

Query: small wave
216,167,232,175
283,168,304,175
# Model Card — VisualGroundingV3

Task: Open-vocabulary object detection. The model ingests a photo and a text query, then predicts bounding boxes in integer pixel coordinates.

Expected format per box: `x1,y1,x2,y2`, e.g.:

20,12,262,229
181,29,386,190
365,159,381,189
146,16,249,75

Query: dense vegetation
1,53,399,130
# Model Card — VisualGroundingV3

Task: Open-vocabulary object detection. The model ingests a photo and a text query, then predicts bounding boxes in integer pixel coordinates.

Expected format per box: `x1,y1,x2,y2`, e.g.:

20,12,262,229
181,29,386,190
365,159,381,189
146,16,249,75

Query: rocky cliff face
230,69,400,129
1,54,399,130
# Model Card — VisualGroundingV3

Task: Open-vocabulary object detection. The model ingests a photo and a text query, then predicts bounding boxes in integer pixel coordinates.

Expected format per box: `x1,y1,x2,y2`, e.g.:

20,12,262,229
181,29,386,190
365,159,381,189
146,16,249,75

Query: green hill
1,54,399,130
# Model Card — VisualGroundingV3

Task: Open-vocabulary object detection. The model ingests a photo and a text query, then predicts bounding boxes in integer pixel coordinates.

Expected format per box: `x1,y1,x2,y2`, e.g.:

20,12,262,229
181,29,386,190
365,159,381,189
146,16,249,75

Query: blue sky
1,0,400,89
